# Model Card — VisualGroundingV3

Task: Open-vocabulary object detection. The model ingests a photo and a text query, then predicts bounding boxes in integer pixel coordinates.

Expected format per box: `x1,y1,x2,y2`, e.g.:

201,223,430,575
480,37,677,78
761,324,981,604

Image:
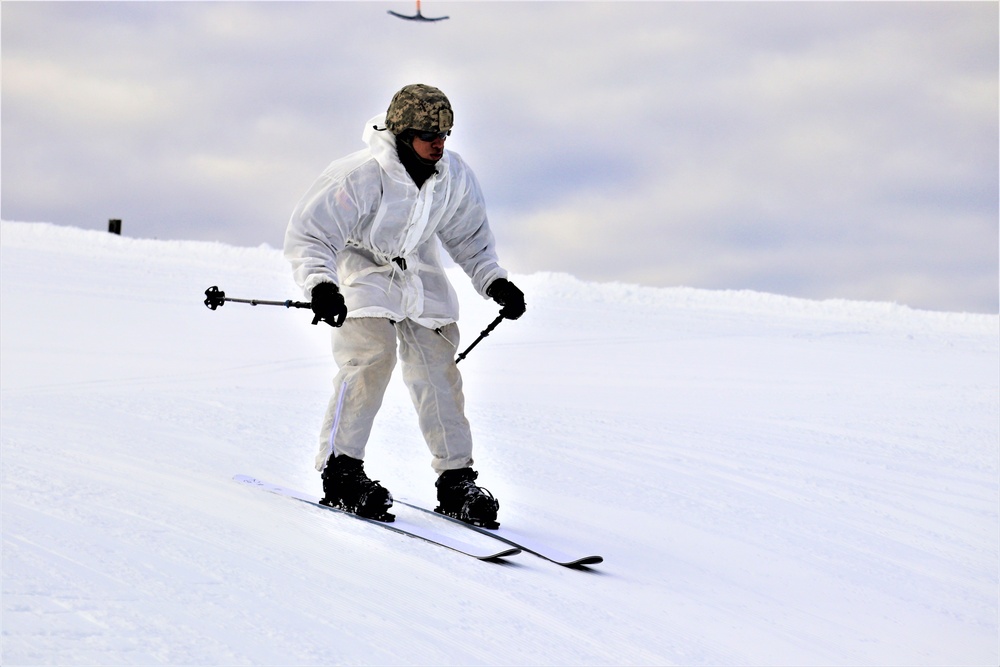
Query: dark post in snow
108,219,122,235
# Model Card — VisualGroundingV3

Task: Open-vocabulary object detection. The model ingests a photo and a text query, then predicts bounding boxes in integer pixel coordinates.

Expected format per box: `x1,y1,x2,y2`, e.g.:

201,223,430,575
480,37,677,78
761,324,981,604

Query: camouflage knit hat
385,84,454,135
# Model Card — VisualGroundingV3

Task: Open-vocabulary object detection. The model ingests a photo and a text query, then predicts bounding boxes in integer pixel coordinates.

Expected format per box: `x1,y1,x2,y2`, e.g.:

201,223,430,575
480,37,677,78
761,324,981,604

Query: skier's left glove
310,282,347,327
486,278,526,320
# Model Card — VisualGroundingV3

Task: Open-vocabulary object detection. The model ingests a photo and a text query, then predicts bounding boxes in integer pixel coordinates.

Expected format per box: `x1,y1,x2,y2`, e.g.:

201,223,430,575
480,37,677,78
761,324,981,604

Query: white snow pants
314,317,474,474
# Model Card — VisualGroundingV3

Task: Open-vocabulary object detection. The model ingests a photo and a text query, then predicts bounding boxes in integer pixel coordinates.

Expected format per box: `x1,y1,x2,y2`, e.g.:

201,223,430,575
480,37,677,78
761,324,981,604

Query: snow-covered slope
2,221,997,666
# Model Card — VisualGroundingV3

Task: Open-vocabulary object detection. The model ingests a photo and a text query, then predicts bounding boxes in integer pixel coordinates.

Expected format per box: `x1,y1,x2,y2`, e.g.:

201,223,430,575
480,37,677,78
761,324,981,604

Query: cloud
1,1,996,313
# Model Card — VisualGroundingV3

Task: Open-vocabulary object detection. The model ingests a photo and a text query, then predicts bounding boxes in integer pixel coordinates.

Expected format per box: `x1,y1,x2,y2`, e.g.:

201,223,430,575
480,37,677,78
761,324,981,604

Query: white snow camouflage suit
284,113,508,473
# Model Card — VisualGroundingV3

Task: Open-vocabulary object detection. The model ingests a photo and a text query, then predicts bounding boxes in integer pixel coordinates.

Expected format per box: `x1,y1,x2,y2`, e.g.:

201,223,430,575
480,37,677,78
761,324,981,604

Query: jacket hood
363,113,450,184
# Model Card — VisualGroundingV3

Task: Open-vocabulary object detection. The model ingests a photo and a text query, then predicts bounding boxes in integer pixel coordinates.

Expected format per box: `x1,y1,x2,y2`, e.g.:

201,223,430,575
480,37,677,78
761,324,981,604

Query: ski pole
203,285,311,311
455,313,505,364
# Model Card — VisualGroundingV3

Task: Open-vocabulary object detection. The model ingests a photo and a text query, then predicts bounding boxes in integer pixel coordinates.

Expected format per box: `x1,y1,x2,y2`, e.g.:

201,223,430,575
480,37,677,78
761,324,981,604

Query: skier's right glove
310,282,347,327
486,278,526,320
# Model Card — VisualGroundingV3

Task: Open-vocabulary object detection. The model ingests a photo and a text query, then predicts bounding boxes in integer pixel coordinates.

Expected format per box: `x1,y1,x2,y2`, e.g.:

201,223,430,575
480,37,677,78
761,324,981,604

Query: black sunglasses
414,130,451,142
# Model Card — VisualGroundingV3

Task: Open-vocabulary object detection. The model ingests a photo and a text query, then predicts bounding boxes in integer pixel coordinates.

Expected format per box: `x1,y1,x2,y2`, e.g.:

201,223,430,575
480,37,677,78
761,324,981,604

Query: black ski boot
435,468,500,529
320,455,395,522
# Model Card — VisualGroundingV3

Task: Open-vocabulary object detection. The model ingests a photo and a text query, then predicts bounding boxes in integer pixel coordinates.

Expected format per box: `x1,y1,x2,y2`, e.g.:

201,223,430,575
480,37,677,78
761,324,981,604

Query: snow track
2,221,997,665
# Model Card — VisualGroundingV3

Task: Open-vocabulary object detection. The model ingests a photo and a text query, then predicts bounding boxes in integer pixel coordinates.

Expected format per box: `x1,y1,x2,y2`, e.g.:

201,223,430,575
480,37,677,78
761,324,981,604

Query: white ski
396,499,604,568
234,475,521,562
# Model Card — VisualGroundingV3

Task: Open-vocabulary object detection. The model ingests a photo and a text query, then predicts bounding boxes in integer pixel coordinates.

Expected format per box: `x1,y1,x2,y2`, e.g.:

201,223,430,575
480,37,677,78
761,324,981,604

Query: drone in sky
388,1,449,22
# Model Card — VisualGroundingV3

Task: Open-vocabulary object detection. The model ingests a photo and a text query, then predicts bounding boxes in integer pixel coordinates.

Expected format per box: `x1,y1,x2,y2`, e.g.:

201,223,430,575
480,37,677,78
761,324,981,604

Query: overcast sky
3,1,997,313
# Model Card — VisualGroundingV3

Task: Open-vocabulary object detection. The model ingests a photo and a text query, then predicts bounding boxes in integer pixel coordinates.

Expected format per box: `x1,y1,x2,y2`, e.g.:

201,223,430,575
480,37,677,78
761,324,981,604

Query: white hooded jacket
284,113,508,329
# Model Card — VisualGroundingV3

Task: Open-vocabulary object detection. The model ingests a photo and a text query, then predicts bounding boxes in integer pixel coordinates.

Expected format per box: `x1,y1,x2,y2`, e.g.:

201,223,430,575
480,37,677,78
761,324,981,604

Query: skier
284,84,525,527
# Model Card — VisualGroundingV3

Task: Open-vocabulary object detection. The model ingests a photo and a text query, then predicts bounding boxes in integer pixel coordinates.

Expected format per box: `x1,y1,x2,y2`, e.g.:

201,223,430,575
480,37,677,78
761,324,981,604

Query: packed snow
2,220,997,666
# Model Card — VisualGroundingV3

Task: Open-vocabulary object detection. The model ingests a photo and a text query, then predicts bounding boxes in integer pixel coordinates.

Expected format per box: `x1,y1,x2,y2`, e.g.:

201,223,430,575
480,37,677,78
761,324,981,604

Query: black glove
486,278,526,320
310,282,347,327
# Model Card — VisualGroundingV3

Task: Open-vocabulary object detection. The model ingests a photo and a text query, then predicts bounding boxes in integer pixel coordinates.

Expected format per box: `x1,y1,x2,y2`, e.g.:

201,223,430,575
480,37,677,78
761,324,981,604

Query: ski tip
479,547,521,561
563,555,604,567
234,474,261,485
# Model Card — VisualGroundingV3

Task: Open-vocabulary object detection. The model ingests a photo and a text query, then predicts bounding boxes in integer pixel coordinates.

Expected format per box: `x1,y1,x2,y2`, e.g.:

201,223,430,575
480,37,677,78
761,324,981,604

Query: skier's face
411,132,447,162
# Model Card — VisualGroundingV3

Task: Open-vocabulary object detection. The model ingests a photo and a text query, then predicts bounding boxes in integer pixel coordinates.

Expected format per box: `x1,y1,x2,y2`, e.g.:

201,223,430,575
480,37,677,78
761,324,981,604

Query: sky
2,1,997,313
